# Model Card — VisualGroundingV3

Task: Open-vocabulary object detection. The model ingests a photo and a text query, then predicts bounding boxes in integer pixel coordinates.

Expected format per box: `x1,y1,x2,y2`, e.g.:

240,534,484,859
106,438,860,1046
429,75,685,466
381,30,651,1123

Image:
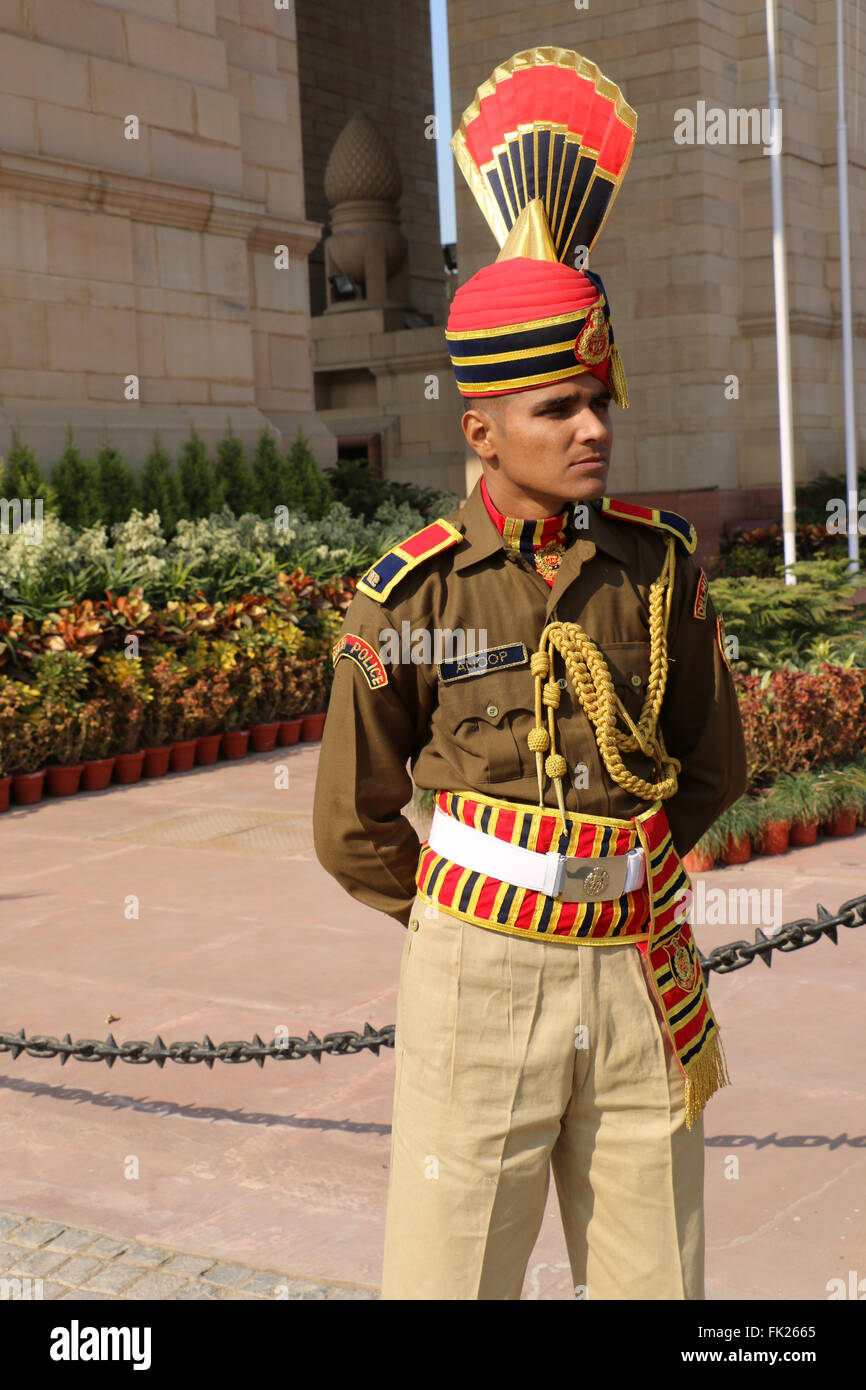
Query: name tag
438,642,528,684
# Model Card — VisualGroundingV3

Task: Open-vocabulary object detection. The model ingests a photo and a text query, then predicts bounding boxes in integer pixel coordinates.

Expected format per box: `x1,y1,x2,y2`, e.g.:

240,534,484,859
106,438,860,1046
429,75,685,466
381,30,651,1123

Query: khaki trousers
381,895,705,1300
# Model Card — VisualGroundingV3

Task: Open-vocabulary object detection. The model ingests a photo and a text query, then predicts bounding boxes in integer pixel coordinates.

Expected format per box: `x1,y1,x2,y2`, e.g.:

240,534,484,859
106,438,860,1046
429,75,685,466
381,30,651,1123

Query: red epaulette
355,519,463,603
601,497,697,554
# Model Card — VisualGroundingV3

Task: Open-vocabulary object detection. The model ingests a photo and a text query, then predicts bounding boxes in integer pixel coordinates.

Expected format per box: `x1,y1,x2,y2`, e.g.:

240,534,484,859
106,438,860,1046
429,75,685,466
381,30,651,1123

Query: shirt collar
480,476,569,553
451,477,632,573
452,477,510,572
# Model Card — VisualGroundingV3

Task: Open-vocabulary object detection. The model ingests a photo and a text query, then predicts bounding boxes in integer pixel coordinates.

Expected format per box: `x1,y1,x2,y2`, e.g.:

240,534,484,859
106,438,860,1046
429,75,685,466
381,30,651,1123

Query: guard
313,46,748,1300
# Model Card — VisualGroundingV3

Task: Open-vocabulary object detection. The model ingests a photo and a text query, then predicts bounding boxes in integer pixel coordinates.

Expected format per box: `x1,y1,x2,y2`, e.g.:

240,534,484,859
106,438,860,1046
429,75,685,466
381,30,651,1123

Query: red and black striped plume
451,47,636,266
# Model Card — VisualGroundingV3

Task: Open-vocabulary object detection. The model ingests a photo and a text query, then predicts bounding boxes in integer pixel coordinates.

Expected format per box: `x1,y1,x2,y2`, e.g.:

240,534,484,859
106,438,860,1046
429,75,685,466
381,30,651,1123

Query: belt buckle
559,854,628,904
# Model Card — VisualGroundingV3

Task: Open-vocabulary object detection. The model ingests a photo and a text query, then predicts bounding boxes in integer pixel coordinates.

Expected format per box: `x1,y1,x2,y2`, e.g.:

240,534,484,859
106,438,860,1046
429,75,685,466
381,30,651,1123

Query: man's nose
574,405,611,444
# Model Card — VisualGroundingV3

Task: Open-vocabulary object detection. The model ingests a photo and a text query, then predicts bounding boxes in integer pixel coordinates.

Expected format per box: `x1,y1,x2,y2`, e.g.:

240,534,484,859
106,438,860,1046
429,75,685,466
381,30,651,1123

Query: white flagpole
836,0,859,573
765,0,797,584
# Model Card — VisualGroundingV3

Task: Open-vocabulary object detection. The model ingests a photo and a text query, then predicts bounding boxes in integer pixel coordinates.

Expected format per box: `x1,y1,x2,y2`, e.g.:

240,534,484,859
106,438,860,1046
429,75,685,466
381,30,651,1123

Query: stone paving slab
0,1208,377,1300
0,744,864,1299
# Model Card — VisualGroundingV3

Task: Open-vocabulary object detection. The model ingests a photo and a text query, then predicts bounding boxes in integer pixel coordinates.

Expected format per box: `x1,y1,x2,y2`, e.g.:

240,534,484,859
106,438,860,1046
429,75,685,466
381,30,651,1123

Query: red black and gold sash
416,790,650,942
415,790,729,1128
632,801,729,1129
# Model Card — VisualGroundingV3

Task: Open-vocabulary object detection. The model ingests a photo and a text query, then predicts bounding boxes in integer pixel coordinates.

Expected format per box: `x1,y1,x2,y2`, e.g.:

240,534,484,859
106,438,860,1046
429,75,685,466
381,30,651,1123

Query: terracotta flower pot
81,757,116,791
113,750,145,784
45,763,85,797
221,729,249,760
195,733,222,765
250,721,280,752
12,770,45,805
301,713,326,742
170,739,198,772
789,821,818,847
277,718,303,746
143,745,172,777
0,775,11,812
758,819,789,855
682,847,716,873
722,833,751,865
825,809,856,838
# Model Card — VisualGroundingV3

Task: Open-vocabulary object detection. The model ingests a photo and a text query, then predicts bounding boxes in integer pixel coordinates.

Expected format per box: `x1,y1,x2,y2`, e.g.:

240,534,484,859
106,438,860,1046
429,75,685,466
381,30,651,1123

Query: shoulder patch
601,497,697,554
356,518,463,603
332,633,389,689
693,568,709,620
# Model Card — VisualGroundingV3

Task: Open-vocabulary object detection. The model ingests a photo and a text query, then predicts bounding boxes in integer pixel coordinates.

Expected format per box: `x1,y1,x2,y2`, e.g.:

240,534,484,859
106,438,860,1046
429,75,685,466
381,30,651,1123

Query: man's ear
461,400,502,460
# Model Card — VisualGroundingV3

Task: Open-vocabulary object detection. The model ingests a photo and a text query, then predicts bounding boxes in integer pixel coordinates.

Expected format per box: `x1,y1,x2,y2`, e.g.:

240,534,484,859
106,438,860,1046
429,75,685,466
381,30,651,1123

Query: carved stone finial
324,112,402,207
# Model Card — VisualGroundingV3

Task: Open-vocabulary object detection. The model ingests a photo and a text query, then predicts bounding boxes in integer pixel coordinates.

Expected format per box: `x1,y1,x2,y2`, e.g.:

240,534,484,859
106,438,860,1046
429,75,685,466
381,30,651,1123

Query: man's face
461,373,613,515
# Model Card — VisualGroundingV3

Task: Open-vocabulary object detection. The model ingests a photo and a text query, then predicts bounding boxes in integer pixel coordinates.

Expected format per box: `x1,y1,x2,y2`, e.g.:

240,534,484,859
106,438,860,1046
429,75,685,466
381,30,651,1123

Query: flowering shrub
712,522,858,578
0,680,52,777
735,665,866,785
141,655,189,747
96,652,152,754
0,496,455,616
0,562,347,770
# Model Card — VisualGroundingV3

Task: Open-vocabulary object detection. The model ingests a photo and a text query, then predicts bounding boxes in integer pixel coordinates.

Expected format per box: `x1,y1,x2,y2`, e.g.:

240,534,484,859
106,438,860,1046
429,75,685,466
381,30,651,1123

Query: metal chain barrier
1,894,863,1067
698,892,866,975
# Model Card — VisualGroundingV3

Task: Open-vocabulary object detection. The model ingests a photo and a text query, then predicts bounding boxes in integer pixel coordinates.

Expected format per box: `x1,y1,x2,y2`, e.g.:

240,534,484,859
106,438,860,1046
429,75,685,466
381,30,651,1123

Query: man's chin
559,468,608,503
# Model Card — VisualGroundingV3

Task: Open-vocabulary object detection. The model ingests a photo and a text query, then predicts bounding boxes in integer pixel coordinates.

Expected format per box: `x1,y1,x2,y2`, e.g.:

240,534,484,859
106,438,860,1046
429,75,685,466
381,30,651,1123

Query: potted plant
141,656,185,777
296,655,328,742
681,818,726,874
7,696,52,805
180,667,233,765
248,641,283,752
816,764,863,838
774,769,820,847
161,658,198,773
221,652,259,759
43,697,87,796
718,795,762,865
27,651,90,797
849,762,866,826
277,660,304,746
0,680,25,811
753,784,789,856
79,698,116,790
96,652,150,784
170,724,199,772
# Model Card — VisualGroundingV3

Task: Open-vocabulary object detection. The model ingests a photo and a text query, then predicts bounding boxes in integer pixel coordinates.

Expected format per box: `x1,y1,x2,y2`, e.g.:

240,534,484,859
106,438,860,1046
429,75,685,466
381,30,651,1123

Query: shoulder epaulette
355,518,463,603
601,497,697,554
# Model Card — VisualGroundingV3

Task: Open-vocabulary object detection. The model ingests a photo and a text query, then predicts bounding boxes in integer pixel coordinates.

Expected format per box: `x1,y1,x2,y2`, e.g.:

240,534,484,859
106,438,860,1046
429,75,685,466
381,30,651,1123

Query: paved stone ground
0,1209,377,1300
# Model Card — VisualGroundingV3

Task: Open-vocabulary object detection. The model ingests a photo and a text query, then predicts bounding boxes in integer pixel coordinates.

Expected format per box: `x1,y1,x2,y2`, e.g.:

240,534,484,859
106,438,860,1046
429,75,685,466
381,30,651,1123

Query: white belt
428,805,646,904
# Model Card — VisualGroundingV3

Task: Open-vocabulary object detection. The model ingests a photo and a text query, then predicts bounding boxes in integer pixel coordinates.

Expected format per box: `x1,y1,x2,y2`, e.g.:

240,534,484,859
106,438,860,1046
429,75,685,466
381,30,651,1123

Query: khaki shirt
313,479,748,926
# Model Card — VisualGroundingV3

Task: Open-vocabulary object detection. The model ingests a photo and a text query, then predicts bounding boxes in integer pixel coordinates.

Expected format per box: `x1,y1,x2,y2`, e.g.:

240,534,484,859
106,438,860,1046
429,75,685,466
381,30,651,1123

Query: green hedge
0,429,455,539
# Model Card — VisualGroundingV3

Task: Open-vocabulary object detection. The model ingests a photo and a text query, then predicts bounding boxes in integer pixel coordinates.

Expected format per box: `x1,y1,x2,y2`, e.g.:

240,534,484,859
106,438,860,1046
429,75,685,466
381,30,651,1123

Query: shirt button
558,677,567,690
630,673,642,687
409,918,420,931
485,703,499,718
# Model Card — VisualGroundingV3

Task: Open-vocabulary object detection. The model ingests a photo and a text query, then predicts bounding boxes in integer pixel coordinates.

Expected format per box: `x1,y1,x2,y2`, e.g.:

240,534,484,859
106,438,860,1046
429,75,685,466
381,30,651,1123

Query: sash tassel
684,1029,730,1132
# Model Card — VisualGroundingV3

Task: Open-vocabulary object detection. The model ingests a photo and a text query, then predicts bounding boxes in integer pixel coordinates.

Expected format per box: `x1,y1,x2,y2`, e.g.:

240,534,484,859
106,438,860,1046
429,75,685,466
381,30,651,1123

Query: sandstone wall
0,0,326,469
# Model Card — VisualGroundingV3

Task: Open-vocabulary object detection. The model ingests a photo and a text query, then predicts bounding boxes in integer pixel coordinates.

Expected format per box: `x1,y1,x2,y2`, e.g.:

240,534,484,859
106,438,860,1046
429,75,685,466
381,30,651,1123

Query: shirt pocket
437,667,534,783
603,640,652,724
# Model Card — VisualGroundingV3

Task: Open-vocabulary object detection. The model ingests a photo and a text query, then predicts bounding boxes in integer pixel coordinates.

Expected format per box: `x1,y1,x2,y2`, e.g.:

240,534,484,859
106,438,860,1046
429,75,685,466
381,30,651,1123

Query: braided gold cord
527,537,682,823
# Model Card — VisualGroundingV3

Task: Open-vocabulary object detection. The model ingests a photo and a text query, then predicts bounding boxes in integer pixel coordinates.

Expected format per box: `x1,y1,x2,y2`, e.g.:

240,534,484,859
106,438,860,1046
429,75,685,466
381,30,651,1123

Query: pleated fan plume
445,48,637,405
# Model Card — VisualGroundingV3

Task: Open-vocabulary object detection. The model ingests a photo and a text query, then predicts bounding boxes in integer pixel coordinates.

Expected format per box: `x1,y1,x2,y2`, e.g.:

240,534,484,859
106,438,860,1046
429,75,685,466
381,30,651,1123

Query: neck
481,471,570,520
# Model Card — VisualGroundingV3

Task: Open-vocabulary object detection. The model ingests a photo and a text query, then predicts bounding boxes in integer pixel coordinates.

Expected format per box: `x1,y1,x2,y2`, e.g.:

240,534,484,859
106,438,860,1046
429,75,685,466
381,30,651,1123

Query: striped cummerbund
415,790,652,944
